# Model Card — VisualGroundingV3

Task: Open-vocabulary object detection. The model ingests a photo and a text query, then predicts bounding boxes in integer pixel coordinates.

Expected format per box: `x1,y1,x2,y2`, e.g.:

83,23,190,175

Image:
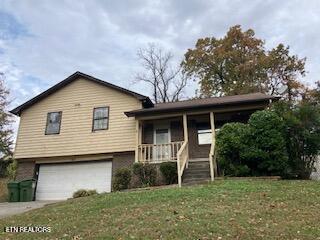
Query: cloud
0,10,28,40
0,0,319,109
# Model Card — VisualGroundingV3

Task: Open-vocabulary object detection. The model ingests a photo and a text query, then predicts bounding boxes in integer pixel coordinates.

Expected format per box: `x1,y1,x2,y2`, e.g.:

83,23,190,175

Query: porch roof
125,93,279,117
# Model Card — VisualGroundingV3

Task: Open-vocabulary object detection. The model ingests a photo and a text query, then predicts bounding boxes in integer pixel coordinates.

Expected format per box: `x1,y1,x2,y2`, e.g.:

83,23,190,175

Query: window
45,112,62,135
198,129,212,145
92,107,109,131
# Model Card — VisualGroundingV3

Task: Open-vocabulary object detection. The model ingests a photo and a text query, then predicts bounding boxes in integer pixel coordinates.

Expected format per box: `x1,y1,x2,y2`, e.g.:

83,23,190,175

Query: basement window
92,107,109,131
45,112,62,135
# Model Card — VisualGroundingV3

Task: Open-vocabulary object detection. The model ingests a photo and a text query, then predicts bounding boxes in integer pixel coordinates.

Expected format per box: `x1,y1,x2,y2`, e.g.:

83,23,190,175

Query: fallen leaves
1,180,320,239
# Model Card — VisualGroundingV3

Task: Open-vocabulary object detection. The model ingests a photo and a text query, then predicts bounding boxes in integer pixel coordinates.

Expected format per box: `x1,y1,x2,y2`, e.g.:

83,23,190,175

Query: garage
35,161,112,200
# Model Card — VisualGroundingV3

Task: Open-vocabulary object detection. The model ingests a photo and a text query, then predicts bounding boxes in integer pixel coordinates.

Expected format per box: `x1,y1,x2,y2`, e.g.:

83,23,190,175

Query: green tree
0,74,13,177
182,25,306,100
313,81,320,104
273,101,320,179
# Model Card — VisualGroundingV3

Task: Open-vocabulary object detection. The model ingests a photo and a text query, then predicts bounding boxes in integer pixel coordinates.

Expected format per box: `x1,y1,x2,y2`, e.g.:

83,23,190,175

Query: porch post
183,113,189,168
135,119,142,163
209,112,216,181
183,114,188,143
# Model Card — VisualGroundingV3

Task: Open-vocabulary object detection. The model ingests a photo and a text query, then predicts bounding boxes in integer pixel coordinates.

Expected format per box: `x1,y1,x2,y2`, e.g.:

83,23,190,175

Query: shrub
245,110,289,177
217,111,289,177
73,189,97,198
6,160,17,180
216,122,250,176
113,167,132,191
132,163,157,187
160,162,177,184
229,164,251,177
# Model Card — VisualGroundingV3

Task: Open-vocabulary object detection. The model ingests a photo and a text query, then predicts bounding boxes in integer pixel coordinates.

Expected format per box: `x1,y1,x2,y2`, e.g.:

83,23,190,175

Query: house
10,72,278,200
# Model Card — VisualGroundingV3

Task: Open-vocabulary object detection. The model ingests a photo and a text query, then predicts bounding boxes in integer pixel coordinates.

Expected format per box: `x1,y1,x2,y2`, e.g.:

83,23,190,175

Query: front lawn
1,180,320,239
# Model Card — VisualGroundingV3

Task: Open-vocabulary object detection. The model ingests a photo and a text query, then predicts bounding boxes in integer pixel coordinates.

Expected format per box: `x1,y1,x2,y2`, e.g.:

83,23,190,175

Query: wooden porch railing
137,141,184,163
177,141,188,187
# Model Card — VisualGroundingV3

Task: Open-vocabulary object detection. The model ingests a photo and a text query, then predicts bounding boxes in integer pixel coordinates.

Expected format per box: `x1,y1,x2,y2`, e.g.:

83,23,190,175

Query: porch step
189,158,210,162
183,169,210,178
183,173,210,179
183,160,211,184
187,161,210,169
184,168,210,174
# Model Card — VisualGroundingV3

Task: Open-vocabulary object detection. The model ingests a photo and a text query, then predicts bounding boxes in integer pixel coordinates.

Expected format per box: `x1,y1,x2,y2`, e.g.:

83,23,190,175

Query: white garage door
36,161,112,200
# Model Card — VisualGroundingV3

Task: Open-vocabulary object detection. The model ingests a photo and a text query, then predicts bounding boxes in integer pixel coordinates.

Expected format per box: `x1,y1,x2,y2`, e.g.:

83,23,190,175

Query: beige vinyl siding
14,77,142,159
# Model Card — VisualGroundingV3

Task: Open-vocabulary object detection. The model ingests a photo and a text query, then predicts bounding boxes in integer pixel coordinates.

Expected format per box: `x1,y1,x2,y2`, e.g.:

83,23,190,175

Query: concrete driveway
0,201,59,219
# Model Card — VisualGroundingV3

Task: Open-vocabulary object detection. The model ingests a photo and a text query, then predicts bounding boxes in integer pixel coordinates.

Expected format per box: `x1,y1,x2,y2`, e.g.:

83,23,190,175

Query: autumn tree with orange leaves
182,25,306,102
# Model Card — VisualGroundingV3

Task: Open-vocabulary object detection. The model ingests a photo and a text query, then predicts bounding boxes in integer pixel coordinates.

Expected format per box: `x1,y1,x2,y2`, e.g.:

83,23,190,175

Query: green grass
1,180,320,239
0,178,8,202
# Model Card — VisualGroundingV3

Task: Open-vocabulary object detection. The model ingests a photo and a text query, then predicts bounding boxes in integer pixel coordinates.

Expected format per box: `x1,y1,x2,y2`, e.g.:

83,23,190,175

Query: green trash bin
19,179,36,202
7,182,20,202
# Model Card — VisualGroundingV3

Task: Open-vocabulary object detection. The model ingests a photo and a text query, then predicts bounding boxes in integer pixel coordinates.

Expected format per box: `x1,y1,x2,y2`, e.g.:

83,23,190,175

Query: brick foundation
111,151,135,191
112,152,135,176
15,161,36,181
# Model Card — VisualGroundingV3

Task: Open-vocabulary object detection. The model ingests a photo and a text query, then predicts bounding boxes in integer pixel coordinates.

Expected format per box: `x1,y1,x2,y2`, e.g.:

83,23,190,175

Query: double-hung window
45,112,62,135
92,107,109,131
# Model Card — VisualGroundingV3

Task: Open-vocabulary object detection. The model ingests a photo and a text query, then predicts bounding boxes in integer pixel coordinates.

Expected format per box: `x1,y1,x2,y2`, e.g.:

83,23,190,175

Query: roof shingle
125,93,279,117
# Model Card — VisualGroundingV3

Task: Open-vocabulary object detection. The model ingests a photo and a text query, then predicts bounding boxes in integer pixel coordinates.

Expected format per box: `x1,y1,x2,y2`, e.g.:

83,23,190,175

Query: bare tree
135,43,188,103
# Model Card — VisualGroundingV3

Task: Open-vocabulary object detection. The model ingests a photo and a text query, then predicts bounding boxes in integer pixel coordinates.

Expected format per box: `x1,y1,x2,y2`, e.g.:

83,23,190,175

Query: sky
0,0,320,128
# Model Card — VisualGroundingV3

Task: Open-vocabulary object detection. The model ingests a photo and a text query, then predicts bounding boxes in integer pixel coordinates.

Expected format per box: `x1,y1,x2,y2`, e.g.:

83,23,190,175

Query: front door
154,126,171,161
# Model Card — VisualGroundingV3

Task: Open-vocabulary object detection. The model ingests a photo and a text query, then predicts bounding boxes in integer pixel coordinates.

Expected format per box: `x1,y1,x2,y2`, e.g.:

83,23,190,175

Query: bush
160,162,177,184
113,167,132,191
6,160,17,180
73,189,97,198
216,122,250,176
217,111,289,177
245,110,289,177
132,163,156,187
228,164,251,177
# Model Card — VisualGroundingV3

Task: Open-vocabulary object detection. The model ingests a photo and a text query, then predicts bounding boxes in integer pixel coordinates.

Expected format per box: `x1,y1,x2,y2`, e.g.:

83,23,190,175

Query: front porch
134,110,256,186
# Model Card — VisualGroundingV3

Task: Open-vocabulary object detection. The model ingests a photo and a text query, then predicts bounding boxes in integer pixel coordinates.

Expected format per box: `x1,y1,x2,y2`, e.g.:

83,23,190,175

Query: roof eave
125,96,278,117
9,108,20,116
10,71,153,116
